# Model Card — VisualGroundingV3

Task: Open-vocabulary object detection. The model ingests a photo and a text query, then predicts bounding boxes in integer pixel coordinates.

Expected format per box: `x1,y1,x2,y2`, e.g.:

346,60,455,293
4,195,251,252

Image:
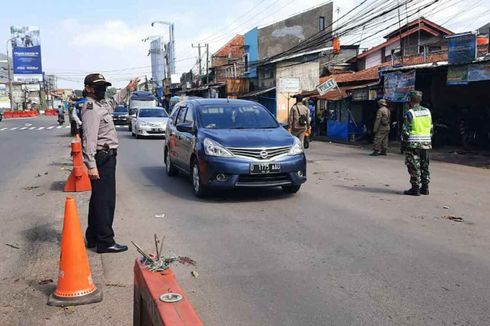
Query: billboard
10,26,43,82
447,33,476,65
383,70,416,102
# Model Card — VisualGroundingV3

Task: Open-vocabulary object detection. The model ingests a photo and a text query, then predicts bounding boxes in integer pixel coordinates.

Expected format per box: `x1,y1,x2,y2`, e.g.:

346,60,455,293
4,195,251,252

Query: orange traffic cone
48,196,102,306
64,138,91,192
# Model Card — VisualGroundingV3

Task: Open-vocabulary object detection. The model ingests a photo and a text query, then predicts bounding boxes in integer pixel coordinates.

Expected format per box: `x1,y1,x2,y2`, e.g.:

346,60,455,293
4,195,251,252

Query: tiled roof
213,35,244,58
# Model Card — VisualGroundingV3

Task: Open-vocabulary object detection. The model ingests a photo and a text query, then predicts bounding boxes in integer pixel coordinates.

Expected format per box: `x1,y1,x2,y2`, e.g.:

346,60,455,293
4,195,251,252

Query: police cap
409,90,423,102
84,73,112,87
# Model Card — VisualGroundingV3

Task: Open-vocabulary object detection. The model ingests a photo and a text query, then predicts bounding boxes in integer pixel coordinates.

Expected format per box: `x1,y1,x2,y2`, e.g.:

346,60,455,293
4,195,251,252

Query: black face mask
93,86,107,100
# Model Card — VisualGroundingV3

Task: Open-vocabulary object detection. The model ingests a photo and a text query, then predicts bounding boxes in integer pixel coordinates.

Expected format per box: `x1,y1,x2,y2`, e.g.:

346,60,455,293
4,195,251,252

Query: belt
96,148,118,156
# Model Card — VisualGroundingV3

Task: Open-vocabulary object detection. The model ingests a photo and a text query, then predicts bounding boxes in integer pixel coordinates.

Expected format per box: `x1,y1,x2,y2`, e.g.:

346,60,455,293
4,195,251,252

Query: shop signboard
447,33,476,65
351,88,368,101
383,70,415,102
10,26,43,82
278,77,300,93
317,78,337,96
468,63,490,82
447,65,469,85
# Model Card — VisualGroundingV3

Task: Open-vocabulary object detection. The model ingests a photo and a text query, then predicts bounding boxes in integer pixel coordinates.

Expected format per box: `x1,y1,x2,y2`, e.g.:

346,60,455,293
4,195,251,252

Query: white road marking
0,127,8,131
29,127,36,130
47,126,54,130
20,127,28,130
56,126,62,129
10,127,18,130
65,126,70,129
38,127,45,130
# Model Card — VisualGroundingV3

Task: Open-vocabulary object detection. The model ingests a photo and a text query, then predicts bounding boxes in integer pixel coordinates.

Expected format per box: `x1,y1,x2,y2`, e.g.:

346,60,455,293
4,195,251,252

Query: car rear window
138,109,168,118
198,105,279,129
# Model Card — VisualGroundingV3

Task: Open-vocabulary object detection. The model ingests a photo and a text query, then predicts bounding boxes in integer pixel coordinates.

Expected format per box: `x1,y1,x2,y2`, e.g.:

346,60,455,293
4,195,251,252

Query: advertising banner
383,70,415,102
10,26,43,82
278,77,300,93
447,33,476,65
447,65,469,85
468,63,490,82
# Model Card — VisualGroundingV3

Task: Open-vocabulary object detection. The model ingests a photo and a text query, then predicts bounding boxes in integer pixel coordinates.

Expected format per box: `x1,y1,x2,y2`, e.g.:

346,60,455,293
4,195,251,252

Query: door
179,105,196,171
167,105,185,166
172,106,188,168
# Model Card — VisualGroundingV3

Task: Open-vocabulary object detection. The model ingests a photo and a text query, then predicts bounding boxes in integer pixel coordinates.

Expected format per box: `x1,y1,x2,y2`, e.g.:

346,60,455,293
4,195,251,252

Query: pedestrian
81,73,139,253
288,95,310,147
402,90,433,196
370,99,391,156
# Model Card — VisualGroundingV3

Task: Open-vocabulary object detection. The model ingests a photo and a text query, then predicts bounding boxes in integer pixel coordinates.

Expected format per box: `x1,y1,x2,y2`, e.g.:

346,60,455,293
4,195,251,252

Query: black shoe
420,185,429,195
97,243,128,254
369,151,380,156
404,187,420,196
380,151,387,156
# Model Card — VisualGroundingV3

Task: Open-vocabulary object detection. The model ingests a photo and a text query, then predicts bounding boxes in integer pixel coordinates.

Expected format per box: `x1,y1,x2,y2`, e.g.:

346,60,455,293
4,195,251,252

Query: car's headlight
288,137,304,155
203,138,234,157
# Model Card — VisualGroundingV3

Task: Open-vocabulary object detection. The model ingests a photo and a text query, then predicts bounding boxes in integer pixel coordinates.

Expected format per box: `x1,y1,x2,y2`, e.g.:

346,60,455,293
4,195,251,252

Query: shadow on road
140,165,295,203
50,181,65,191
335,184,401,195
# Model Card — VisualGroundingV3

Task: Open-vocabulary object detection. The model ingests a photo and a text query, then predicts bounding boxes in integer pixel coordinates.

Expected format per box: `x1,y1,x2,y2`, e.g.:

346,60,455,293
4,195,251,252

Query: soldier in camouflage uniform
401,91,433,196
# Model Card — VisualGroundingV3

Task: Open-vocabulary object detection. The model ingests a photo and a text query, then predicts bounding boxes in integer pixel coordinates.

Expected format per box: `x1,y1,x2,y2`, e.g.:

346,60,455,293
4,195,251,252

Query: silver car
131,107,169,139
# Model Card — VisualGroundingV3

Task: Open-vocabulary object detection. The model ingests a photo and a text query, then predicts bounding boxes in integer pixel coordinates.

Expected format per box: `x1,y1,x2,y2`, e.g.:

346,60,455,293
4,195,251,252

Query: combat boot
420,184,429,195
404,186,420,196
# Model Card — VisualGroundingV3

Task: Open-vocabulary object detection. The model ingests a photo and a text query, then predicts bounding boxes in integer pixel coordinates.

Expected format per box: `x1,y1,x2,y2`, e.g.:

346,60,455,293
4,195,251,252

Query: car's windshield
114,106,127,113
130,99,157,109
138,108,168,118
198,105,279,129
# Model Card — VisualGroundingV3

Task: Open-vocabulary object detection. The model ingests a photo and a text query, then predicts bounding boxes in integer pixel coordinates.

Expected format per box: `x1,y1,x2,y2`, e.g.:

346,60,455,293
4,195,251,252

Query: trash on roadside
63,306,75,314
5,243,20,249
191,271,199,278
23,186,40,191
105,283,126,288
44,172,49,175
154,213,166,218
443,206,450,209
38,279,53,285
178,256,196,266
442,215,464,222
35,174,41,178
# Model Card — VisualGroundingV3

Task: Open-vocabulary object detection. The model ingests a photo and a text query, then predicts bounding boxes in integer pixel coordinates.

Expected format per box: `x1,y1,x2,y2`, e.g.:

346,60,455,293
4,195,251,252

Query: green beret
409,90,423,100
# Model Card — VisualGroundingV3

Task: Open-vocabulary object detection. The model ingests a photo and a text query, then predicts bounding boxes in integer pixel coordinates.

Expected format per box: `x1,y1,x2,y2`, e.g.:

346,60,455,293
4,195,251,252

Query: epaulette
87,102,94,110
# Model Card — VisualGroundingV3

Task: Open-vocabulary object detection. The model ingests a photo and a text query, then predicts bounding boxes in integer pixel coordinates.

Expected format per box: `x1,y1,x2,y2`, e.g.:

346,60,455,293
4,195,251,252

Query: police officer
370,99,391,156
401,90,433,196
82,73,139,253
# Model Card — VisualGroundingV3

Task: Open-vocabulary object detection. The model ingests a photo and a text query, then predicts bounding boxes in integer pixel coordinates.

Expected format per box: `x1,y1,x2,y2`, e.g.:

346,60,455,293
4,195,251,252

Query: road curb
133,259,202,326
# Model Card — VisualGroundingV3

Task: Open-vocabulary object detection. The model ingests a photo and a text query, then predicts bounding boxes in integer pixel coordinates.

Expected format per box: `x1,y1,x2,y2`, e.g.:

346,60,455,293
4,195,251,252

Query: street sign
278,77,300,93
317,78,337,96
10,26,43,82
446,33,476,65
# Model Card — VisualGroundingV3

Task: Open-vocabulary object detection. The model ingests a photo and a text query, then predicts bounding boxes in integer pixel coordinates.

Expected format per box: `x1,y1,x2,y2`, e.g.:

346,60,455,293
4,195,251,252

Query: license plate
250,163,281,174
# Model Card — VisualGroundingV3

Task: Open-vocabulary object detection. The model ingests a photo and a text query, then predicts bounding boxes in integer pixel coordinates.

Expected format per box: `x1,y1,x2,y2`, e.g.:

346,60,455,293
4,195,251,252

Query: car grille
236,173,291,187
227,146,290,160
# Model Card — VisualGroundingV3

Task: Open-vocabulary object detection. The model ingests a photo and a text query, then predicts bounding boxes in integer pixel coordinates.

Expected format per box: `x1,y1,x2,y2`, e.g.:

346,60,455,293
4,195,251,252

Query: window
319,16,326,31
184,107,194,124
243,53,249,73
176,107,187,124
197,105,279,129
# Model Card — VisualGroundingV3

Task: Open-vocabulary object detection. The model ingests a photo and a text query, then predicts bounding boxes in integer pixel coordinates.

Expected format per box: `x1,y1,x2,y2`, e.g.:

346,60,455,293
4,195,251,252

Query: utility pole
205,43,209,87
192,43,203,77
6,38,14,111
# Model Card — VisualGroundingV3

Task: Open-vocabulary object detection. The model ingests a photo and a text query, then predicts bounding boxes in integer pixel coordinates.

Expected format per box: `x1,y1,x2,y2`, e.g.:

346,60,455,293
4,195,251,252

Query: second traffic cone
64,139,91,192
48,196,102,306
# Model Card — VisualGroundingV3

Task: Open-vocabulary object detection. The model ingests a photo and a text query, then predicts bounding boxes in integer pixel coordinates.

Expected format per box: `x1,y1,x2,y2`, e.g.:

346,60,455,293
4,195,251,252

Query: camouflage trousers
405,148,430,186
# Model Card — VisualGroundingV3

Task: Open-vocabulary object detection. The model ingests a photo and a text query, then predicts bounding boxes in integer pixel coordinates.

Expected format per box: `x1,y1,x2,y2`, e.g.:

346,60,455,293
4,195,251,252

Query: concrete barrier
133,259,203,326
3,110,39,118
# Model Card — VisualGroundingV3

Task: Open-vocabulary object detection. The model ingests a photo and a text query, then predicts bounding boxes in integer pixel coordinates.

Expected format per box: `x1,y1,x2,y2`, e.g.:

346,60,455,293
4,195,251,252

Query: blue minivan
164,99,307,197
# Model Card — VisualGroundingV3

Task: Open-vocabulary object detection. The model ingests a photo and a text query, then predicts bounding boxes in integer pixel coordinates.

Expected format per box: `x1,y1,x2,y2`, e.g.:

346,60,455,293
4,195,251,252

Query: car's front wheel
191,159,208,198
165,150,178,177
282,185,301,194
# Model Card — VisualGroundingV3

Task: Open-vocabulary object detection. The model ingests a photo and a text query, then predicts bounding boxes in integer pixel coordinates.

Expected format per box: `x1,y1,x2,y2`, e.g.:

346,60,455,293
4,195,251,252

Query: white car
131,107,169,139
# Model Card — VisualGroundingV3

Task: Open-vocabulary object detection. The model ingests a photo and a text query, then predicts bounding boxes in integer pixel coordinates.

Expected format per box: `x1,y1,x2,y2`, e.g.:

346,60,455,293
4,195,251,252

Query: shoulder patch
87,102,93,110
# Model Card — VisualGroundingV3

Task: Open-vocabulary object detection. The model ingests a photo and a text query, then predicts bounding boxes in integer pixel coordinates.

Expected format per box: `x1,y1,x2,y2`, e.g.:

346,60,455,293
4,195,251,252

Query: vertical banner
10,26,43,82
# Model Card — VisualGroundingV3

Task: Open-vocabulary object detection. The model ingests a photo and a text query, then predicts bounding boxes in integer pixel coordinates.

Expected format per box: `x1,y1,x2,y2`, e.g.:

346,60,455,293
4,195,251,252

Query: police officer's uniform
82,74,129,253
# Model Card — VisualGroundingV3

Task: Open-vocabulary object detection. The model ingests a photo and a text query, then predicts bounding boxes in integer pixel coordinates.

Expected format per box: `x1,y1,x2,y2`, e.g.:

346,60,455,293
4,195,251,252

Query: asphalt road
1,116,490,325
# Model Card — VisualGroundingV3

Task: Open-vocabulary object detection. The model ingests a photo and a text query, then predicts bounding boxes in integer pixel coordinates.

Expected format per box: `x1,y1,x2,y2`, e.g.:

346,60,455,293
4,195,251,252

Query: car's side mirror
176,123,194,133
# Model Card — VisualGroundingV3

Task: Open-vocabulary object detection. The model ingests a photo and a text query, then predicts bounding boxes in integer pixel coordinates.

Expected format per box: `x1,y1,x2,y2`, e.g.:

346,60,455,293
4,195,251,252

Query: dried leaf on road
178,256,196,266
5,243,20,249
63,306,75,314
443,206,450,209
105,283,126,288
38,279,53,285
35,174,41,178
191,271,199,278
442,215,464,222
